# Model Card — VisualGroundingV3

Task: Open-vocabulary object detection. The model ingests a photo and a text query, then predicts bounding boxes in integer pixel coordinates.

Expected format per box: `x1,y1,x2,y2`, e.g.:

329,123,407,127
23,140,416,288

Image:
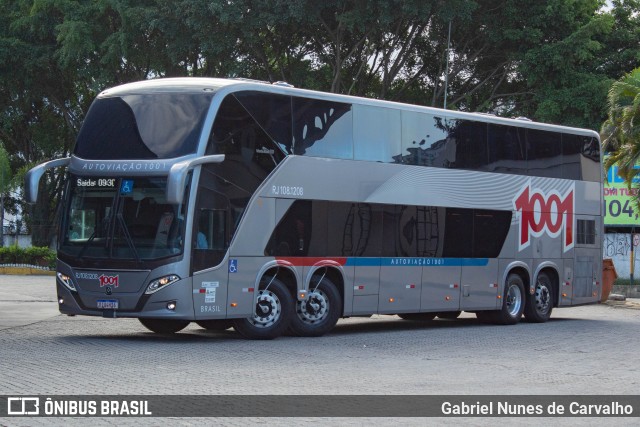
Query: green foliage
0,144,10,193
601,68,640,180
614,278,640,287
0,0,639,247
0,245,55,269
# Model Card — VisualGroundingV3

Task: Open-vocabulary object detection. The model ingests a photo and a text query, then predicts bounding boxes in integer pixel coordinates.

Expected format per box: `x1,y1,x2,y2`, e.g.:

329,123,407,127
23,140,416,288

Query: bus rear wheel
289,277,342,337
493,273,525,325
476,274,525,325
524,272,554,323
196,320,234,331
233,277,293,340
139,318,190,334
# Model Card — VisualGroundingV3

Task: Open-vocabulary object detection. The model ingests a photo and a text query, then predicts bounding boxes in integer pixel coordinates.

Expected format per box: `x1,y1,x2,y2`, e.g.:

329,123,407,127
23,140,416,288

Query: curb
603,300,640,310
0,267,55,276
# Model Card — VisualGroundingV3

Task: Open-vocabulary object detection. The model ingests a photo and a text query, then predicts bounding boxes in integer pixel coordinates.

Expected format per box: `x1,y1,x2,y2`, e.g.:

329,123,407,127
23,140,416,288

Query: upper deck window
74,93,214,159
292,97,353,159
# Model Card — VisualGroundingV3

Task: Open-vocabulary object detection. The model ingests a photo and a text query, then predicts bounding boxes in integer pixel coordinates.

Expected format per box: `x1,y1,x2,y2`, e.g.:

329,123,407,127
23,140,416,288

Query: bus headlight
145,275,180,294
57,272,76,292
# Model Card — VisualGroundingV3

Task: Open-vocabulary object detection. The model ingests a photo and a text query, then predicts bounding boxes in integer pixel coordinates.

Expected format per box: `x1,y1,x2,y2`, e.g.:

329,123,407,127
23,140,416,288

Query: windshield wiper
116,213,141,262
77,229,98,260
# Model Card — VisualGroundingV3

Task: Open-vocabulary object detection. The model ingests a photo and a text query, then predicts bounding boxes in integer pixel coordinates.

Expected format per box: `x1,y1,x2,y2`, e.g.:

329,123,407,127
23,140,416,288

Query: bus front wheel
233,277,293,340
289,277,342,337
139,318,190,334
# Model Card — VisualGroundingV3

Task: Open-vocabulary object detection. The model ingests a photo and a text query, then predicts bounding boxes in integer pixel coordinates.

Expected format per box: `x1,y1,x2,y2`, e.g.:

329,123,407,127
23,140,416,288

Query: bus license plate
97,300,118,309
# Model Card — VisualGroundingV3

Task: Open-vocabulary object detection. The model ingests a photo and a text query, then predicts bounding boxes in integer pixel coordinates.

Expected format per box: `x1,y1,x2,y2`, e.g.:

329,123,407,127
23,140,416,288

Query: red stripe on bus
275,257,348,267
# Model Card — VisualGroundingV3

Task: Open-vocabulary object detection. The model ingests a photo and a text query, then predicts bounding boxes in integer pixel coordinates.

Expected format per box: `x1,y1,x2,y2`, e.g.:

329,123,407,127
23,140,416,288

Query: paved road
1,275,639,426
0,275,58,330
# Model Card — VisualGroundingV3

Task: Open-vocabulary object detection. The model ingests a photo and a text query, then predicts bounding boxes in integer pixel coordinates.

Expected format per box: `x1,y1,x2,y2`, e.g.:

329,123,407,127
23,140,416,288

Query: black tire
437,311,461,320
524,272,554,323
492,273,526,325
233,277,293,340
398,312,436,321
289,277,342,337
196,320,234,331
139,318,190,334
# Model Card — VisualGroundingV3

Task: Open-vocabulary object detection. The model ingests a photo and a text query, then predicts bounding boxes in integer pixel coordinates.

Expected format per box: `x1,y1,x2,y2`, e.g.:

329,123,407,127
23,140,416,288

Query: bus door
192,207,231,319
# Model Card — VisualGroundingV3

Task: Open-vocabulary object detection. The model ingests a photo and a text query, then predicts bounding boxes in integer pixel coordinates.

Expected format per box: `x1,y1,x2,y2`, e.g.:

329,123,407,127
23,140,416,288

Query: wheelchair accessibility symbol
229,259,238,273
120,179,133,195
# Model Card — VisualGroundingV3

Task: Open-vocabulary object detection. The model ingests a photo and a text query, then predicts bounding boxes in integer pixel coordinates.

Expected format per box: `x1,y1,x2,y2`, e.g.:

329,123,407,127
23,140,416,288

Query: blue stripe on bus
345,258,489,267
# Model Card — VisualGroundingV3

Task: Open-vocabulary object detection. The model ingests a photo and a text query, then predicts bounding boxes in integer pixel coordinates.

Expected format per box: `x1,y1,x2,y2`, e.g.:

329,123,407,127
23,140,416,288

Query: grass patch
614,278,640,287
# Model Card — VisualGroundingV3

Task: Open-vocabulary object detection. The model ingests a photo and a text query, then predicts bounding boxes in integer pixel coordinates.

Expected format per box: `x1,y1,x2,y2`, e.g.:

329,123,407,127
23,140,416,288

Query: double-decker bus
26,78,603,339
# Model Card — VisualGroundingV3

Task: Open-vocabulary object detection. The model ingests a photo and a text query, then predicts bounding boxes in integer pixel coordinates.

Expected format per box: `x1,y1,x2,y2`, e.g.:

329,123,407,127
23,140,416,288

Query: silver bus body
26,78,603,338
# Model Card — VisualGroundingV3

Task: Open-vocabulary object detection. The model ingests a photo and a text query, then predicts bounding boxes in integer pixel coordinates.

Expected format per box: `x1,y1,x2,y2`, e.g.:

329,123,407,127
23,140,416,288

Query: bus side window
487,124,527,175
196,209,227,251
527,129,562,178
291,97,353,158
447,119,489,170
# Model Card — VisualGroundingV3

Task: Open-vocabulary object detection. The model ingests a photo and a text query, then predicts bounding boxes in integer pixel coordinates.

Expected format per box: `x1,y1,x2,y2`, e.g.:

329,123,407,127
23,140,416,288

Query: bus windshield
74,92,214,160
60,175,188,261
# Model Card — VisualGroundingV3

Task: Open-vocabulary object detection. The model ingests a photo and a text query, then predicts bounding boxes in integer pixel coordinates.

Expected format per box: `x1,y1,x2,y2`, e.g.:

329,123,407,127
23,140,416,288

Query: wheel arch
256,260,299,299
305,262,345,317
502,261,531,291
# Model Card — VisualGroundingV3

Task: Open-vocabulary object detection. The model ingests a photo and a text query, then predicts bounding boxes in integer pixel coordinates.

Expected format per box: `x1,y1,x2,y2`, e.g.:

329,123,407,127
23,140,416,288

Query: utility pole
443,20,452,110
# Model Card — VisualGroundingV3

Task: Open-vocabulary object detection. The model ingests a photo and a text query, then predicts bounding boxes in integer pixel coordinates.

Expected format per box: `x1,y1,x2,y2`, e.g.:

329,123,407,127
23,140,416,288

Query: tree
0,144,11,246
1,0,639,247
601,67,640,184
0,0,180,245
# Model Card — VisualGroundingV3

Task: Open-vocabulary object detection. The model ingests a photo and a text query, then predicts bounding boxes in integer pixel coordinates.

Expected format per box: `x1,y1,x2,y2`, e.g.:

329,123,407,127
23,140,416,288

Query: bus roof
98,77,600,139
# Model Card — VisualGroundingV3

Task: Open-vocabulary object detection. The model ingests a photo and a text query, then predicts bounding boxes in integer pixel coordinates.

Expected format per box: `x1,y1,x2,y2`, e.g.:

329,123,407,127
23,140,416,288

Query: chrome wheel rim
250,289,281,328
535,281,551,313
506,284,522,317
297,289,329,324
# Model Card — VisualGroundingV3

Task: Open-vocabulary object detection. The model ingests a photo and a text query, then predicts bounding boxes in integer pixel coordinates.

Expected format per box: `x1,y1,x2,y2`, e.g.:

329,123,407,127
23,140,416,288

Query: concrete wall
604,233,639,279
2,235,32,249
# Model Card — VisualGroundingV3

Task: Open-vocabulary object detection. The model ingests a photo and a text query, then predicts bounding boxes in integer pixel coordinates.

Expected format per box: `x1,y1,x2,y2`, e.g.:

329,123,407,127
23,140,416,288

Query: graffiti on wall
604,233,639,257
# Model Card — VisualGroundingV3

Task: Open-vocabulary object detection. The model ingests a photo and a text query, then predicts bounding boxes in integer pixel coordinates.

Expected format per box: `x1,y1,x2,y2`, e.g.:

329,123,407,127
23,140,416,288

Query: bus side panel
559,258,573,306
192,266,229,319
421,265,461,312
572,248,601,305
532,229,562,260
225,257,265,318
460,259,499,311
351,260,380,315
378,263,421,314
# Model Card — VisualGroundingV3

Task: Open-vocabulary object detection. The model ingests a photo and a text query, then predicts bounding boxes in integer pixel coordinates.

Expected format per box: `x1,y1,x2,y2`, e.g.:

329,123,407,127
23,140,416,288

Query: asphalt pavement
0,275,58,330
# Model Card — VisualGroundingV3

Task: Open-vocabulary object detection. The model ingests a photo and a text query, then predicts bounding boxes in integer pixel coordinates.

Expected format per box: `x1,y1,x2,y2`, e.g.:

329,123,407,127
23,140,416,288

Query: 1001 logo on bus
98,274,119,288
513,182,575,253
